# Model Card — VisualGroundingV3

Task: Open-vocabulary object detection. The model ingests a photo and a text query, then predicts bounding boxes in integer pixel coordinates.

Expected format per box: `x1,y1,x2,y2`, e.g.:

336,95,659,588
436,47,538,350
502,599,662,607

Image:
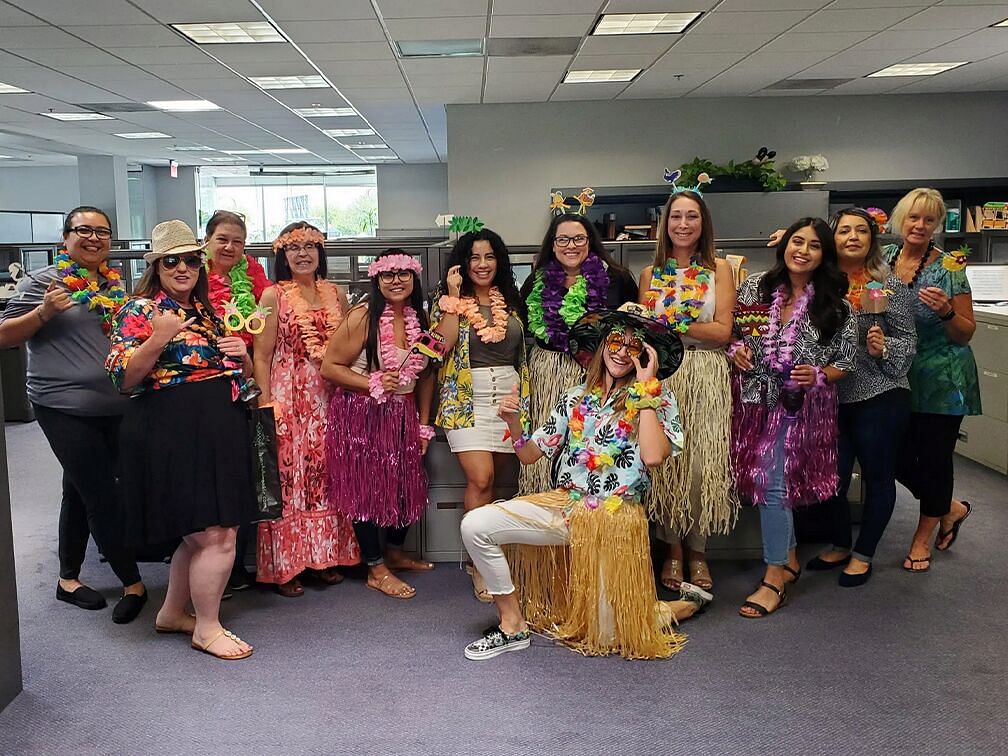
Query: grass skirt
645,349,738,536
507,490,686,660
325,388,427,527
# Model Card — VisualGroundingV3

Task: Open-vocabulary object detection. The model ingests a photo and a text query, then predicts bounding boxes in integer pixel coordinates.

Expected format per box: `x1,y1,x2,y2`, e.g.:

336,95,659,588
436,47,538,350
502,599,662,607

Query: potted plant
787,154,829,190
677,148,787,193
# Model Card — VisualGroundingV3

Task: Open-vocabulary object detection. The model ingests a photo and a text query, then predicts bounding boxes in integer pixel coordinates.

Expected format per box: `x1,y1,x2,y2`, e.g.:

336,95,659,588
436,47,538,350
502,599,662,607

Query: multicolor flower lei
439,287,509,343
368,304,425,403
54,251,126,335
282,280,343,364
644,257,712,333
526,255,609,350
763,283,813,375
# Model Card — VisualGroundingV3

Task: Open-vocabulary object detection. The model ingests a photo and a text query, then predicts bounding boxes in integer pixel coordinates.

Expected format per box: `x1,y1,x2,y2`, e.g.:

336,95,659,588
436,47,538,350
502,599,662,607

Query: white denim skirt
445,365,519,454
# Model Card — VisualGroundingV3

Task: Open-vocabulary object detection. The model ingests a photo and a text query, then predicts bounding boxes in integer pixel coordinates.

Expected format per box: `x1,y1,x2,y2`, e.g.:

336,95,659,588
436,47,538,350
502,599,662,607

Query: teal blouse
882,244,981,416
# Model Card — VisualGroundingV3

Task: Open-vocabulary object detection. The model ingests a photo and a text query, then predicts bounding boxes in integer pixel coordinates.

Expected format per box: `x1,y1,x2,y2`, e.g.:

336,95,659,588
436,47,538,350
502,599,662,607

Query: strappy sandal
936,500,972,551
191,628,253,660
385,554,435,572
660,558,684,591
367,573,415,599
782,564,802,584
687,559,713,590
903,554,931,573
739,581,787,619
465,564,493,603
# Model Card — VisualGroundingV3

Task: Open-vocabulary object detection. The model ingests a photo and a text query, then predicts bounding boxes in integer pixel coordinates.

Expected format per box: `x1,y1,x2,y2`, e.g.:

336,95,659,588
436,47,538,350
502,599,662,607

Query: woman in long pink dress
253,221,359,596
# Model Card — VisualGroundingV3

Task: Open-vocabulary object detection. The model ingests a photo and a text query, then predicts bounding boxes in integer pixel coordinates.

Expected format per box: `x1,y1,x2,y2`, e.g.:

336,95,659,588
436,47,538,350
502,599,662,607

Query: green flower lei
527,272,588,342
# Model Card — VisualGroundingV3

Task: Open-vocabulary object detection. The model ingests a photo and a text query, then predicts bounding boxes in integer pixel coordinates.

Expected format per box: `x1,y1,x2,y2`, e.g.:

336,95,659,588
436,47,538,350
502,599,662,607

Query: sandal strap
781,564,801,581
760,580,785,597
740,600,770,617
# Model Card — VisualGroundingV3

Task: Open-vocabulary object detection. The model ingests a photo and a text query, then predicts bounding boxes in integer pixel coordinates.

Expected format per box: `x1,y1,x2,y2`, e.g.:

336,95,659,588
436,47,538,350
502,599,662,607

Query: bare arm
252,286,279,405
0,279,74,347
685,259,736,346
637,265,654,305
320,306,370,392
943,291,976,345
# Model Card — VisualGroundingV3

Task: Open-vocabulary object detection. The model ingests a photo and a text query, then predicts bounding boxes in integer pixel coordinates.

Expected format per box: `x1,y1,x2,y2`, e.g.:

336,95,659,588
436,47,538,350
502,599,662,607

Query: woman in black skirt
106,220,256,660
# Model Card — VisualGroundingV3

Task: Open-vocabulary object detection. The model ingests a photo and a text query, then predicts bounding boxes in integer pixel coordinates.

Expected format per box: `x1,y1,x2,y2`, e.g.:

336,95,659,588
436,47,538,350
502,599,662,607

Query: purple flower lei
539,254,610,349
763,282,814,374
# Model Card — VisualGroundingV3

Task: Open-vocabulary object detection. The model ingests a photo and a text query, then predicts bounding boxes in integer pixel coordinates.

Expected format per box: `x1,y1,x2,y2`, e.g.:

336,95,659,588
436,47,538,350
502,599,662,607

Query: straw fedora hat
144,219,207,263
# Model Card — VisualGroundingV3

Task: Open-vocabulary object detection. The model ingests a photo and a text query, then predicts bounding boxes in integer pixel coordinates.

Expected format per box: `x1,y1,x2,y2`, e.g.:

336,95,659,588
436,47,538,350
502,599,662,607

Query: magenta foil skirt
326,389,428,527
730,374,839,508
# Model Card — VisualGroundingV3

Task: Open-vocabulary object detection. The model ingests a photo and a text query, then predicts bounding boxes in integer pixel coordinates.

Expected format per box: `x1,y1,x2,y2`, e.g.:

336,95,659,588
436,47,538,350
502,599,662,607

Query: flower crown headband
273,226,325,254
367,253,422,278
663,168,713,197
548,187,596,216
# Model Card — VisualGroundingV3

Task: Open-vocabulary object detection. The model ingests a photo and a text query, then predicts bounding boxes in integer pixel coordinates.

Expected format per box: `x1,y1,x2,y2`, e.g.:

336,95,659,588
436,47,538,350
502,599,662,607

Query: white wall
0,166,80,213
376,163,447,232
150,165,198,232
447,92,1008,245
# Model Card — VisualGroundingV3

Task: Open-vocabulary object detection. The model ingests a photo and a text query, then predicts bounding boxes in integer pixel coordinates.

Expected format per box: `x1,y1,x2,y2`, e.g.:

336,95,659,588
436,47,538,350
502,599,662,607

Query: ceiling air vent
487,37,581,57
74,102,159,113
763,78,852,91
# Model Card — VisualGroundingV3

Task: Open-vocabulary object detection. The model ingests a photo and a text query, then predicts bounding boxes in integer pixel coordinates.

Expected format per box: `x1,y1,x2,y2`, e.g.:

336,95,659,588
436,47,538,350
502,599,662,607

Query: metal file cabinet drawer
424,488,466,562
957,414,1008,474
977,367,1008,423
971,320,1008,373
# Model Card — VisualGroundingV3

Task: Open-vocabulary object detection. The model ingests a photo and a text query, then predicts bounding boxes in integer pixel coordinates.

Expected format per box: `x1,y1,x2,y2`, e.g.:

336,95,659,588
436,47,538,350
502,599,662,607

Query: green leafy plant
678,155,787,192
448,215,485,234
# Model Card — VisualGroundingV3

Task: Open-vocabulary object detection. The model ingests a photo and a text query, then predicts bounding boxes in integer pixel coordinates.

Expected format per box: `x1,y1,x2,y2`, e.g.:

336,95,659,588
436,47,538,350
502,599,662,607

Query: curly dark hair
438,228,523,315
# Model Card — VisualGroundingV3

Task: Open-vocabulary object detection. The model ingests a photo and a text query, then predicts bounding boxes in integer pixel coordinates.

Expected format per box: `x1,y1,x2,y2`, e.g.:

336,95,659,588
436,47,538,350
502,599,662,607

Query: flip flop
935,500,972,551
191,628,253,660
903,555,931,573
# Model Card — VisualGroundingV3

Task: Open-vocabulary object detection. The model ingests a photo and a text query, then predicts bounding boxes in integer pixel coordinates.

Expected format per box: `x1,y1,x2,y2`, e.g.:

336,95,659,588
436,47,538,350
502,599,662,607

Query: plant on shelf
787,154,829,183
678,149,787,193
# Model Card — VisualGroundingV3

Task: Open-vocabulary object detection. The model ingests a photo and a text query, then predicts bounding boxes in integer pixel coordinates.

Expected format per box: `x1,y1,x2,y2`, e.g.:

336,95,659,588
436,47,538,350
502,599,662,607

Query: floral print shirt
882,245,981,415
531,383,683,508
106,292,242,396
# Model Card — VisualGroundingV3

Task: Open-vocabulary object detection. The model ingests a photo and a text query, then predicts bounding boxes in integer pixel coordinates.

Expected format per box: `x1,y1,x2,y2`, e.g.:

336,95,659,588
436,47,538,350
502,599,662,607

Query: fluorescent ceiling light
396,39,483,58
202,156,245,162
293,107,357,117
249,75,327,89
346,144,389,150
593,12,701,35
564,69,640,83
41,112,114,121
992,18,1008,27
148,99,219,111
0,82,29,94
224,148,310,155
368,156,398,161
324,128,374,137
167,145,215,151
172,22,284,44
868,62,968,77
115,131,172,139
0,155,13,159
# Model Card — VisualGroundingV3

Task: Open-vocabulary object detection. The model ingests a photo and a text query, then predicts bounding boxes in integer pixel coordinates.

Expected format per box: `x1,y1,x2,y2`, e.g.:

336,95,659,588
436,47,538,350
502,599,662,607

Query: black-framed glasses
161,254,204,270
285,243,320,254
378,270,413,283
71,225,113,240
554,234,588,247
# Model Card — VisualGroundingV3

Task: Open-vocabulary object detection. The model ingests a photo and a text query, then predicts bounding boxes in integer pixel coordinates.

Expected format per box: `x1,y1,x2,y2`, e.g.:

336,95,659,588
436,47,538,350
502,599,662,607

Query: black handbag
248,404,283,522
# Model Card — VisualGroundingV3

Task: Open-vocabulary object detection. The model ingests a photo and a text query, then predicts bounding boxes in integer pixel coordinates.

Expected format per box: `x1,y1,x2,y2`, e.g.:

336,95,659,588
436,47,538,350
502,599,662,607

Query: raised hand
447,265,463,297
151,309,195,345
631,342,659,382
766,228,786,247
39,279,74,321
919,286,951,315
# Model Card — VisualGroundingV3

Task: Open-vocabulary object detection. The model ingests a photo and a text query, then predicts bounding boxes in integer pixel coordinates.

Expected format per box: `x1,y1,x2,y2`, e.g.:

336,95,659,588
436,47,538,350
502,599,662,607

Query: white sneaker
464,624,531,660
679,581,713,609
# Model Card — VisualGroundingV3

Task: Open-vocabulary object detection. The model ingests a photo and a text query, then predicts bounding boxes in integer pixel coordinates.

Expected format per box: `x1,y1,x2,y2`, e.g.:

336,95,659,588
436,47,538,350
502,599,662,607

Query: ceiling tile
24,0,153,25
761,31,874,53
280,20,387,44
376,1,487,18
105,46,195,66
402,58,484,77
490,14,595,38
602,0,719,11
491,0,602,13
66,25,183,47
259,0,376,20
487,56,571,74
667,32,777,54
299,42,394,61
714,0,829,9
571,53,663,70
793,7,924,32
892,5,1008,31
386,17,487,41
852,29,971,51
578,35,678,56
0,27,92,49
128,0,269,23
201,44,307,66
0,5,47,25
692,11,812,34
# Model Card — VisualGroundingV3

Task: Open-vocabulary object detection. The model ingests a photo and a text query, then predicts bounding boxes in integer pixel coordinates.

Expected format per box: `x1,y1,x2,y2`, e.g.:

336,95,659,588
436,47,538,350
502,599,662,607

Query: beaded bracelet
437,295,462,315
512,433,530,451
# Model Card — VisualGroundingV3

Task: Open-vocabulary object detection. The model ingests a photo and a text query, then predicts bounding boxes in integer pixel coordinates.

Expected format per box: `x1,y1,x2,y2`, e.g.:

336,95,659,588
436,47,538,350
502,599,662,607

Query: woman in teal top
883,188,980,574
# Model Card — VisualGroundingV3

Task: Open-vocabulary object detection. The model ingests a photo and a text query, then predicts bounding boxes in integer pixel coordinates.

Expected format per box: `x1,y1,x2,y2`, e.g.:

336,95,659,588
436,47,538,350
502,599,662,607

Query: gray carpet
1,420,1005,755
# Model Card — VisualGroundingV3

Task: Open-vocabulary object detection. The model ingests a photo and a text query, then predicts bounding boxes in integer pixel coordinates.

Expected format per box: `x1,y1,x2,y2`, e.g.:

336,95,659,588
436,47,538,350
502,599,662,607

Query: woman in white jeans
460,303,708,661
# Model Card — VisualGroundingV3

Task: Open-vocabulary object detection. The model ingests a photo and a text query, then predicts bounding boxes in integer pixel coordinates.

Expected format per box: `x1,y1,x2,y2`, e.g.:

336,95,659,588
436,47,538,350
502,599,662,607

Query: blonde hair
580,325,642,415
890,188,946,239
654,191,716,270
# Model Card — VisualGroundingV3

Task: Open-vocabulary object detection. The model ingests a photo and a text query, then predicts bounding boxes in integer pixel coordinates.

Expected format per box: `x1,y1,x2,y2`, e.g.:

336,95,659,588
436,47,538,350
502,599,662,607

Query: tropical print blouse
106,292,243,396
882,244,981,416
531,383,683,510
430,294,531,432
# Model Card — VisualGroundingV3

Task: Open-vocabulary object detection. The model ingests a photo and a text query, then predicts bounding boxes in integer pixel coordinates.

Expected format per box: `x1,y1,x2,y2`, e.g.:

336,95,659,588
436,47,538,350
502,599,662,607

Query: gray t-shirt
468,305,524,369
1,265,127,416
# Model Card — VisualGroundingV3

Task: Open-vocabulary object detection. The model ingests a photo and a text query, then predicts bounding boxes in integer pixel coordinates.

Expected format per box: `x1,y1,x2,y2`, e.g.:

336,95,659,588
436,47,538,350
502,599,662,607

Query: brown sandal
313,568,344,586
385,554,435,572
688,559,713,590
191,628,253,660
466,564,493,603
367,573,415,599
276,578,304,597
660,558,683,591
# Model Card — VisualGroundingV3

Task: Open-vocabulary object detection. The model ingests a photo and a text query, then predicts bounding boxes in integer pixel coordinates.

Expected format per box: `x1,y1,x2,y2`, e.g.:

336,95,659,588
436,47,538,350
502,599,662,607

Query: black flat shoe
806,554,851,571
56,584,107,610
112,591,148,624
839,564,872,588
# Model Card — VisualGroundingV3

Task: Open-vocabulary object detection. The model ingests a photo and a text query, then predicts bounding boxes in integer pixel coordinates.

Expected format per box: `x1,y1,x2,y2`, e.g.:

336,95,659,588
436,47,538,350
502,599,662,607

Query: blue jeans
827,389,911,562
758,419,796,566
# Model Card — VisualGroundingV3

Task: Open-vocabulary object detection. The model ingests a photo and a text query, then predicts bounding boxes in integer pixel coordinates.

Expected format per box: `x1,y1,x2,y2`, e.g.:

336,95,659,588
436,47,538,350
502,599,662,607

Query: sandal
903,554,931,573
660,558,684,591
687,559,713,590
385,554,435,572
466,564,493,603
191,628,253,660
739,581,787,619
935,500,971,551
782,564,802,584
155,613,196,635
367,572,415,599
313,568,344,586
276,578,304,598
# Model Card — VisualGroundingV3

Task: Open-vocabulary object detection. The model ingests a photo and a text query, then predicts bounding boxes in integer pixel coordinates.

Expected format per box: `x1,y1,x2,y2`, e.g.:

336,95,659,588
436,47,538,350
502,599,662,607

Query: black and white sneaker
679,581,713,610
464,624,531,660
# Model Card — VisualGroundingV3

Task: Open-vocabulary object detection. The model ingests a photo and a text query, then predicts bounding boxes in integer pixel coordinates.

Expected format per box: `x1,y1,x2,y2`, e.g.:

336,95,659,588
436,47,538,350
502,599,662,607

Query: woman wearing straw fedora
460,303,710,661
107,220,257,660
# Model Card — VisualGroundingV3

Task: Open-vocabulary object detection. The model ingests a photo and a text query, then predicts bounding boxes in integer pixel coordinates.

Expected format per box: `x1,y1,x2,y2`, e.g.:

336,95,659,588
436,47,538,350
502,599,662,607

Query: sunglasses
161,254,204,270
378,270,413,283
605,330,644,358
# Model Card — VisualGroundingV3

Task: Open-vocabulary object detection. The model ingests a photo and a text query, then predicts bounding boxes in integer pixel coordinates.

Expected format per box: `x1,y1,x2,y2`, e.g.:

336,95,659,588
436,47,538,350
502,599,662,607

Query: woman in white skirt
431,229,530,601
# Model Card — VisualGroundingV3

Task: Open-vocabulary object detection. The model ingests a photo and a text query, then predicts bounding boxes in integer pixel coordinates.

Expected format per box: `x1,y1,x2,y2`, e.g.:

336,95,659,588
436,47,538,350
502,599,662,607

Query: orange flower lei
281,280,343,363
457,287,509,343
845,268,870,311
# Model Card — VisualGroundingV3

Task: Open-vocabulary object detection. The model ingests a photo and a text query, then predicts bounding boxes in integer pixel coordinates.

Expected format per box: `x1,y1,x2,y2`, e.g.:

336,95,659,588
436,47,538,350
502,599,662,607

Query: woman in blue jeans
730,218,857,617
806,209,916,586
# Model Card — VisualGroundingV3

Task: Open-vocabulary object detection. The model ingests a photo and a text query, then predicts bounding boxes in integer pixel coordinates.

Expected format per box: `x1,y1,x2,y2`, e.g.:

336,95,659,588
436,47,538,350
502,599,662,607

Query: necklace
526,255,609,349
897,242,933,290
379,304,425,389
282,280,343,363
457,287,509,343
763,283,813,374
645,257,712,333
565,388,637,513
54,251,126,335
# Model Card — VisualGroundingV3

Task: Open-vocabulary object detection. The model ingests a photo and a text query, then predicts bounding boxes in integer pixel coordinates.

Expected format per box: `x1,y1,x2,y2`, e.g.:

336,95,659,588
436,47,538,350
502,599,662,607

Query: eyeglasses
161,254,204,270
285,243,319,254
379,270,413,283
605,330,644,358
71,225,113,240
668,212,701,224
554,234,588,247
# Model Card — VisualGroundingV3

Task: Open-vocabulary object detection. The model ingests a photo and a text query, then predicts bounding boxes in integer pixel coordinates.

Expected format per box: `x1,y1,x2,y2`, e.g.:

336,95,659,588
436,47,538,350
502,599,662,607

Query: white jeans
460,498,569,596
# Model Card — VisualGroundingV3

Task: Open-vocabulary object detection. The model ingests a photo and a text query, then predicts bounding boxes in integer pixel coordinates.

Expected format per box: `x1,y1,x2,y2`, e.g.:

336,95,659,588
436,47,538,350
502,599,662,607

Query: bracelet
36,307,50,325
418,424,435,441
726,340,744,359
512,433,529,451
940,306,956,322
437,295,462,315
625,379,662,416
814,367,828,387
368,371,389,404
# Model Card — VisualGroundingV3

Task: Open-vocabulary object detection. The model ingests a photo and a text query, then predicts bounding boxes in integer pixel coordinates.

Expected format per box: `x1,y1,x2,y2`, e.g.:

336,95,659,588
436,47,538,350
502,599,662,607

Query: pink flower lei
368,304,426,403
367,254,422,278
763,282,813,374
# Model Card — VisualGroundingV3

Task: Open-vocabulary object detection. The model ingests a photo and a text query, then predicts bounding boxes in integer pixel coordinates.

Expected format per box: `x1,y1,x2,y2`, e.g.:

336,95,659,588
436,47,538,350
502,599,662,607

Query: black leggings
32,404,140,586
353,522,409,566
895,412,964,519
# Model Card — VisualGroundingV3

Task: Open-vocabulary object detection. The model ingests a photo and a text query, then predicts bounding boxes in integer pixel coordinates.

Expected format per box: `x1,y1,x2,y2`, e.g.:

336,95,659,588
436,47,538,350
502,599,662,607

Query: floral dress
256,283,360,583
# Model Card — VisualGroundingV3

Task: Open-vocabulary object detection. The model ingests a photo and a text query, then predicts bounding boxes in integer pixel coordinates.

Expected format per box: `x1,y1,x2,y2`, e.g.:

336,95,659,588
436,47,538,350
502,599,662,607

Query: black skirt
119,377,255,546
